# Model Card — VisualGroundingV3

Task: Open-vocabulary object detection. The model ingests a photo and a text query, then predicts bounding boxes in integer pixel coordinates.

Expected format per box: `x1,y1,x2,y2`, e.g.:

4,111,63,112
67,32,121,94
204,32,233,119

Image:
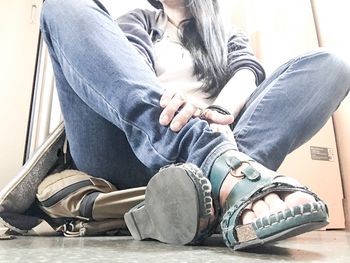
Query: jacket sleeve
227,27,266,85
117,9,156,70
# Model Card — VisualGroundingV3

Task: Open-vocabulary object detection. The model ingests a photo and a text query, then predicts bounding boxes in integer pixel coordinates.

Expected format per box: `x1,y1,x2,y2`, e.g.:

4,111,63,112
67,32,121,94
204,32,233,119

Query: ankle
208,150,258,212
219,163,250,208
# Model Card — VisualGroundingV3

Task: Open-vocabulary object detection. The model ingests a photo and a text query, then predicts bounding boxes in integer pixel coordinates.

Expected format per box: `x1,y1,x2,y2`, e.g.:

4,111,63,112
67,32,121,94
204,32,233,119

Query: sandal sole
233,201,329,250
234,220,328,250
124,165,211,245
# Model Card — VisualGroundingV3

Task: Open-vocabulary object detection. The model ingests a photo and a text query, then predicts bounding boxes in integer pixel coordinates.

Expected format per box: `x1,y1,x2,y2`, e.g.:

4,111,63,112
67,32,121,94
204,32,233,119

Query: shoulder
118,9,165,40
117,8,158,26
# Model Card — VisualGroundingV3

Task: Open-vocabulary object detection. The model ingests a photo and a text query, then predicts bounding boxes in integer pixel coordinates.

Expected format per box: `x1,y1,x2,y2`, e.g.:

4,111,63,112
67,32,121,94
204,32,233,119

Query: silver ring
199,109,210,120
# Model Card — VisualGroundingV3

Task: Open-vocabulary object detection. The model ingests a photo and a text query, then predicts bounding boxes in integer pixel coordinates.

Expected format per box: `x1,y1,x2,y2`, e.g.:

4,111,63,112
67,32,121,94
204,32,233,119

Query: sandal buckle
225,156,242,170
242,165,261,181
226,156,261,181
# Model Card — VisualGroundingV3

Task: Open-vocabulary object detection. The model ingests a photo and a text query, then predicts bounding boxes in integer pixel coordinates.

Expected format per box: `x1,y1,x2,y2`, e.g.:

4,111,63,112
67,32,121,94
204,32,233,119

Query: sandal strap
209,150,261,204
208,151,328,249
224,171,275,211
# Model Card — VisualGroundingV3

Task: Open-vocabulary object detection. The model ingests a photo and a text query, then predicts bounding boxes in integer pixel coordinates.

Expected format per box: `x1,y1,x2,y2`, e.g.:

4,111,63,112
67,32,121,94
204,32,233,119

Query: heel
125,164,211,245
124,202,153,241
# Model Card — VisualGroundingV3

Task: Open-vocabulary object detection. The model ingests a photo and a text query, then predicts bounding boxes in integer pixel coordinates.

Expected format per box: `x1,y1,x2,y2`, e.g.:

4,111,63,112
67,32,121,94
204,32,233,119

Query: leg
51,58,153,189
125,50,349,248
40,0,231,245
40,0,236,176
234,50,350,170
211,50,350,249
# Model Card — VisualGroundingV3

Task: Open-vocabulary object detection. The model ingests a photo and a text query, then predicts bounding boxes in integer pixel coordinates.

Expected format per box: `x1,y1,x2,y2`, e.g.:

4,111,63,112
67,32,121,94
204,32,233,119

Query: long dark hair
150,0,228,98
182,0,228,98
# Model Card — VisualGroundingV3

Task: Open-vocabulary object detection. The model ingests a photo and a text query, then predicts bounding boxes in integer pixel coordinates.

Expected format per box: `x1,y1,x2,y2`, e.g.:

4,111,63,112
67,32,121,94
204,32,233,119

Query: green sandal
124,163,218,245
209,150,329,250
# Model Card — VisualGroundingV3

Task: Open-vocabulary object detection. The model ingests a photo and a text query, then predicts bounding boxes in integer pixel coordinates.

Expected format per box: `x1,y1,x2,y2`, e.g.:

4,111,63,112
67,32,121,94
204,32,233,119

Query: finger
193,108,203,117
170,103,197,132
204,110,234,125
159,93,187,126
160,89,176,108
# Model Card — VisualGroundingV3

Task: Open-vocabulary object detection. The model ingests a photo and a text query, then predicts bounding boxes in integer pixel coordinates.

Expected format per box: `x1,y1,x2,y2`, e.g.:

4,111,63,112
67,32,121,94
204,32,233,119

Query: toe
284,191,316,209
251,199,270,219
241,191,316,225
241,209,256,225
264,193,288,214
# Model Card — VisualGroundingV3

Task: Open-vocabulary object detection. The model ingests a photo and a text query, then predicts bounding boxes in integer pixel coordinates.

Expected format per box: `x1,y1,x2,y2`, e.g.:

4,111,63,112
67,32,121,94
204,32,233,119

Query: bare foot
219,163,316,225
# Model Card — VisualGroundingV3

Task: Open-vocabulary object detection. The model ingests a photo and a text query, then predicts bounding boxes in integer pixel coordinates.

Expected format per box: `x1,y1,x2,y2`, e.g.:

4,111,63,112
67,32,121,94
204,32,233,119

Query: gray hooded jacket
117,8,266,87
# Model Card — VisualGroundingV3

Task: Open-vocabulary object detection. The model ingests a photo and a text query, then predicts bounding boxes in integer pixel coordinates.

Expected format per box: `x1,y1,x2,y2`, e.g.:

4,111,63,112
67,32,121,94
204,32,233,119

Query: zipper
63,138,68,164
40,180,92,207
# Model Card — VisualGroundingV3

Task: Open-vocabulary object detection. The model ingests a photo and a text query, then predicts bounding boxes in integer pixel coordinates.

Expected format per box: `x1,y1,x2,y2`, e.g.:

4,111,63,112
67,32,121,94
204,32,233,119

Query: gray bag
0,123,145,238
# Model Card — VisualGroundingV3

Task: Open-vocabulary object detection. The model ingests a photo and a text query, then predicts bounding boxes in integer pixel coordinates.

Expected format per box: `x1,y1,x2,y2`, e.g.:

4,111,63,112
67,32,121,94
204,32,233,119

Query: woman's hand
159,89,234,132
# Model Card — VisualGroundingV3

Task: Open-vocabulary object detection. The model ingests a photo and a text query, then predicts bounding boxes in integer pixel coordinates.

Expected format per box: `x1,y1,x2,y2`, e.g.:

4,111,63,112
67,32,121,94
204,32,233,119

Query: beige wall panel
333,99,350,228
0,0,41,189
278,120,345,229
228,0,319,72
312,0,350,228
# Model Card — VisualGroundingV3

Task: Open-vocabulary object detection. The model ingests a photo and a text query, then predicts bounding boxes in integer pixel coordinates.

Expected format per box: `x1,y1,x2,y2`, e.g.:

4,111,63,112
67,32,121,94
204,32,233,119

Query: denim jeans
40,0,350,190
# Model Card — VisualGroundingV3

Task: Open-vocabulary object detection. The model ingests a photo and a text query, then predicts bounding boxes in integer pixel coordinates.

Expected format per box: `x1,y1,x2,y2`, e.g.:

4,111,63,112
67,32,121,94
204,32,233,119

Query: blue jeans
40,0,350,190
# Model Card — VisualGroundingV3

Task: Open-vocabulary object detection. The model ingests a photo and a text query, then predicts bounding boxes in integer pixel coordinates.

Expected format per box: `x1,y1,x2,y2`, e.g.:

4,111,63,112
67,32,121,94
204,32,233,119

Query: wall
311,0,350,229
0,0,42,189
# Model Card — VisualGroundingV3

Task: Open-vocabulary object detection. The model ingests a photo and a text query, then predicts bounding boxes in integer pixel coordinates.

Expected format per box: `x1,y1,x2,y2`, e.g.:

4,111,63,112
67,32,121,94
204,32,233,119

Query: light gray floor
0,231,350,262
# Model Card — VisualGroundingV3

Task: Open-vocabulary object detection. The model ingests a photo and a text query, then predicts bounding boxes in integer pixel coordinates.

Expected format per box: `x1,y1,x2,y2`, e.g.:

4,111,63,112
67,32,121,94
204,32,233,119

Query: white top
154,21,215,109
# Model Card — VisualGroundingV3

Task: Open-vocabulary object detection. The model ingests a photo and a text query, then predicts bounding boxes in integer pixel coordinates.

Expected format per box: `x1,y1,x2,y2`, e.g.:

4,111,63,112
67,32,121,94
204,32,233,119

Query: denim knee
321,49,350,97
41,0,77,31
308,49,350,79
41,0,107,31
298,49,350,97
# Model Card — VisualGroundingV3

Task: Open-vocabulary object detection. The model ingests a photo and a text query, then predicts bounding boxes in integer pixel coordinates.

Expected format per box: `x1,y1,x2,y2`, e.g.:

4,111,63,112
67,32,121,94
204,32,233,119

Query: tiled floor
0,231,349,262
